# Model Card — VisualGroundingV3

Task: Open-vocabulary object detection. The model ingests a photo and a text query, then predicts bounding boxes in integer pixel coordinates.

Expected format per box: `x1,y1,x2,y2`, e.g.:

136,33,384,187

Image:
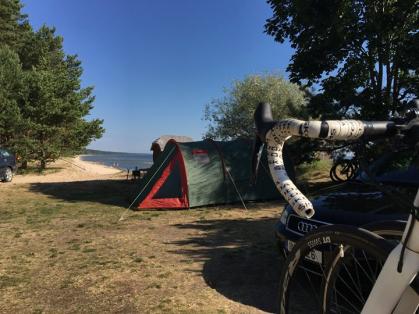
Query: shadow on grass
172,216,283,313
29,180,140,207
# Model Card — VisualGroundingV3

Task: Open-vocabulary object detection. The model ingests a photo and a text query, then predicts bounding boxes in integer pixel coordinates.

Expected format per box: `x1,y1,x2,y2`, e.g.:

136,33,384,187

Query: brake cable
397,206,418,273
397,143,419,272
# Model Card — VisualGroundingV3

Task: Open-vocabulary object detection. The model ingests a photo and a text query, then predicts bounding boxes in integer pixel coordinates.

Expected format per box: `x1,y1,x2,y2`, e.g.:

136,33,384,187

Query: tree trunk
392,63,399,111
40,159,46,170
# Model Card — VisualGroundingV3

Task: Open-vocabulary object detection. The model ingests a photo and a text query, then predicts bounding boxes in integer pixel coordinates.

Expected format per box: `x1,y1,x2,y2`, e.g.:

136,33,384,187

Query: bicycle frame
254,102,419,313
268,147,418,312
361,190,419,313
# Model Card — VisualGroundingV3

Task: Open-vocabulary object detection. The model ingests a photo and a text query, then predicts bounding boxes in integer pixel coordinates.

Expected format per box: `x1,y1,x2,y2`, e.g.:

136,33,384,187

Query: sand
5,156,124,185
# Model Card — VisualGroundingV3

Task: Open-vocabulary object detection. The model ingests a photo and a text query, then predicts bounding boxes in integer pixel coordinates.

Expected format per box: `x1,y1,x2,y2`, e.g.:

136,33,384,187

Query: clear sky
21,0,293,153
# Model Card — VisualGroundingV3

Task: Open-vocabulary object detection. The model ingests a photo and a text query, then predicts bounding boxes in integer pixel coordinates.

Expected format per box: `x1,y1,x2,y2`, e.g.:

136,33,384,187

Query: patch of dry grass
296,158,332,182
0,180,286,313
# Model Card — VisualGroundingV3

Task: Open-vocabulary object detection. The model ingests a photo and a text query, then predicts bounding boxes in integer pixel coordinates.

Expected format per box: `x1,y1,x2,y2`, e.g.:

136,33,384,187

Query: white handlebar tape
265,119,365,218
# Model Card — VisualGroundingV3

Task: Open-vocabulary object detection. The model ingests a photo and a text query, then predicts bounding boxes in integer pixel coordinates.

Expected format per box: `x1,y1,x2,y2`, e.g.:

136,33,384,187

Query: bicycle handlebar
254,102,398,218
255,103,397,142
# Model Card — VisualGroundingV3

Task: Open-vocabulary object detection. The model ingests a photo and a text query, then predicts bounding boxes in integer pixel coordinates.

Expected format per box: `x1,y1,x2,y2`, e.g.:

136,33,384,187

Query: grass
0,180,291,314
17,165,64,176
0,162,332,313
296,158,332,181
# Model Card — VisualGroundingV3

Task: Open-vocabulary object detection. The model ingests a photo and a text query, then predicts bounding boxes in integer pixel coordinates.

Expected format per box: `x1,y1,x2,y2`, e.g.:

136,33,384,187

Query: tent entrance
138,149,189,209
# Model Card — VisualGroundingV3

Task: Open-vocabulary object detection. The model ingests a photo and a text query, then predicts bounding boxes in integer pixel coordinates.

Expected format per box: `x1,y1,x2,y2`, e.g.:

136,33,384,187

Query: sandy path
6,156,124,185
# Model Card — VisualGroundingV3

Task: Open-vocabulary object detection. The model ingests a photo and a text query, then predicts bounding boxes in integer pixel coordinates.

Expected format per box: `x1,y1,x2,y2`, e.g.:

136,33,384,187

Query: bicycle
329,141,383,183
329,145,360,182
252,102,419,313
330,158,359,182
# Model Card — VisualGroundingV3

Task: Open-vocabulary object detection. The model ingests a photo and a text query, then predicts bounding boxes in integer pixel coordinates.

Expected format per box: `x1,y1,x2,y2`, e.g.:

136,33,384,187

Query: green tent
134,138,293,209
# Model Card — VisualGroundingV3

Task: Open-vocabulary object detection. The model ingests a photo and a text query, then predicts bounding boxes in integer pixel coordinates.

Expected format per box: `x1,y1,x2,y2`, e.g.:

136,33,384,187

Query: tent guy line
118,146,176,222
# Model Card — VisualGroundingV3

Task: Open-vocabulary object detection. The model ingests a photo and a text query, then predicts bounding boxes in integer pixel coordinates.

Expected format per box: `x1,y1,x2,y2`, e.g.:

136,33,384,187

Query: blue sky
22,0,293,153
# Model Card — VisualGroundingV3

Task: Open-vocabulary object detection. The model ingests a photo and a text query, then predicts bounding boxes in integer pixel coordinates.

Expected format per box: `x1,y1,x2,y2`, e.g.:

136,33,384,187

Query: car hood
284,183,411,225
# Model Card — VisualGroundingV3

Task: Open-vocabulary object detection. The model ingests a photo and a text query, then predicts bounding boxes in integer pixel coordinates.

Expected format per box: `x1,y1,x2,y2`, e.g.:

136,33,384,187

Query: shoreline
74,155,123,174
79,152,153,172
5,155,124,185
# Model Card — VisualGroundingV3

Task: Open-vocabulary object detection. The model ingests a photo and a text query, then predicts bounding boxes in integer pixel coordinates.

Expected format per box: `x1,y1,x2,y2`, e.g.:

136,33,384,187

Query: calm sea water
81,151,153,170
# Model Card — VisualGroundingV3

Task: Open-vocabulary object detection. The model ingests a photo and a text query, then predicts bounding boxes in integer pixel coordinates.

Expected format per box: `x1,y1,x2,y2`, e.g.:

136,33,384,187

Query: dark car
275,150,419,262
0,148,17,182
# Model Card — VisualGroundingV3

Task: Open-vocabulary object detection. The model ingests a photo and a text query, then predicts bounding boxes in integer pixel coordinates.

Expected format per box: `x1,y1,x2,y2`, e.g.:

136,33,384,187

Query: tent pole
206,138,248,210
224,166,248,210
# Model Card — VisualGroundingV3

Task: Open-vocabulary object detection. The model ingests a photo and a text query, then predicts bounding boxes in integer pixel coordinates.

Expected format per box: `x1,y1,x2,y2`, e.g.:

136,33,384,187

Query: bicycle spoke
334,288,362,313
332,286,342,314
361,249,376,280
340,256,365,300
301,268,322,307
286,274,317,312
335,272,365,304
351,250,375,284
352,250,364,298
332,299,358,314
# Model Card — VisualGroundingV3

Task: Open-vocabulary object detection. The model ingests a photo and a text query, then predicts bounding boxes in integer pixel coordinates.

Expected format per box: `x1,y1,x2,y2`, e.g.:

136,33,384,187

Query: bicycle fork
361,189,419,313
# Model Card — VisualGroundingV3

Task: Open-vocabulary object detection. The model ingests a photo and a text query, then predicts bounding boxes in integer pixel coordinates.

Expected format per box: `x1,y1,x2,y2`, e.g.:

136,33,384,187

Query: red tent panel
138,148,189,209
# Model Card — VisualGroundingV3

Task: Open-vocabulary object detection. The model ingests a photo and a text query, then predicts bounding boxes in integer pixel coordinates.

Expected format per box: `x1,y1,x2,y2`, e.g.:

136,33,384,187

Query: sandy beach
7,156,124,185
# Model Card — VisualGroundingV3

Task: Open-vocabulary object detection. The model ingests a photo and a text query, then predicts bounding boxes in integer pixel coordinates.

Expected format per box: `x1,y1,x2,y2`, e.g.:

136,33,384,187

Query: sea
81,150,153,171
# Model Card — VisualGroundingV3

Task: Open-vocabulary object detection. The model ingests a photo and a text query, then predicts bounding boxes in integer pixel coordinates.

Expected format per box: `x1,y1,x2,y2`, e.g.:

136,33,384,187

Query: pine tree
0,1,104,169
0,0,31,50
0,46,25,149
21,26,104,168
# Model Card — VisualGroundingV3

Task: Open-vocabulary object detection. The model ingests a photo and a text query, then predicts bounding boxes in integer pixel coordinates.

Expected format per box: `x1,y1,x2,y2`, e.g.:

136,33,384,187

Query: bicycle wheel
329,165,340,182
278,225,394,314
322,221,405,313
331,161,356,182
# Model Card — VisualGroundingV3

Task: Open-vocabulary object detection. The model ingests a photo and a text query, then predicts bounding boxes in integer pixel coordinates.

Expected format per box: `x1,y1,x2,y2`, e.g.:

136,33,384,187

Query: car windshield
0,149,11,157
358,150,419,185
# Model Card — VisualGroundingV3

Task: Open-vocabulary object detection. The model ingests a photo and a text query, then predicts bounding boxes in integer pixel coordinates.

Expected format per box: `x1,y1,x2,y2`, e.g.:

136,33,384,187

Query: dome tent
133,138,293,209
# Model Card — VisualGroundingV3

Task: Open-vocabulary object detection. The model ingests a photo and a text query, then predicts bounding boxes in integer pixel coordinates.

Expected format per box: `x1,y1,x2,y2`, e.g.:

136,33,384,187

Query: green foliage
0,46,25,147
204,73,308,139
265,0,418,119
0,0,30,50
0,1,104,169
